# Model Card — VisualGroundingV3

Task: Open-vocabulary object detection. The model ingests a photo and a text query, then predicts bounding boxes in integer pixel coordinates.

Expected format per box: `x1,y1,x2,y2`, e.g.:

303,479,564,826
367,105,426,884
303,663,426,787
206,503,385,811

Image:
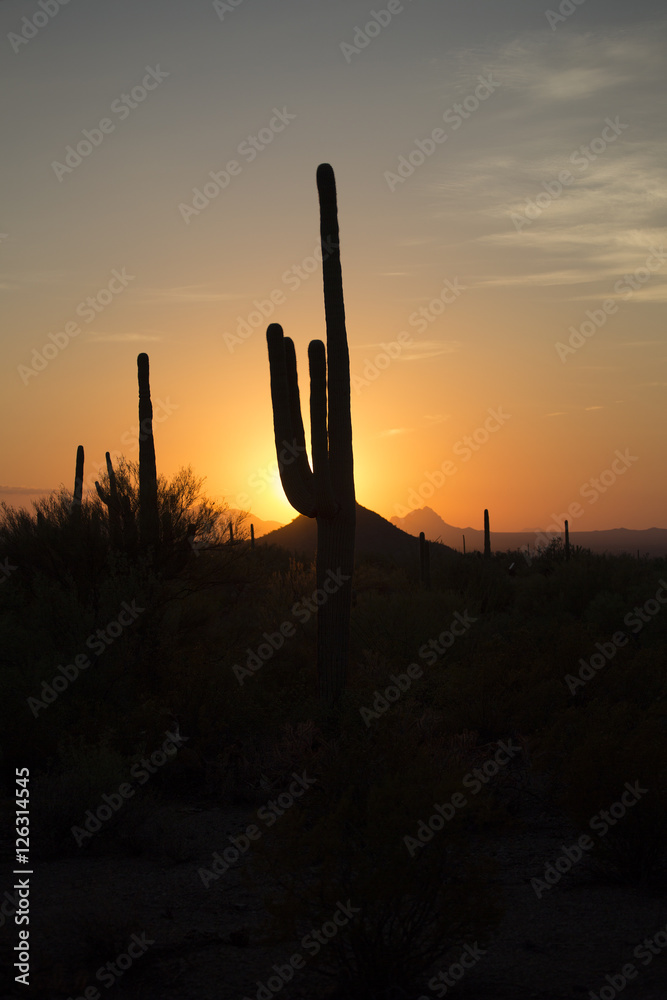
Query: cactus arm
267,324,316,517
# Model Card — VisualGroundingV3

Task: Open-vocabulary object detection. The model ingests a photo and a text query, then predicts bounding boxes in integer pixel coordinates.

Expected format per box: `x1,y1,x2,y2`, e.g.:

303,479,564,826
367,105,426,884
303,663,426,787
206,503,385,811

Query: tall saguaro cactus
72,445,84,519
419,531,431,589
266,163,356,705
137,353,160,550
483,508,491,559
564,519,570,561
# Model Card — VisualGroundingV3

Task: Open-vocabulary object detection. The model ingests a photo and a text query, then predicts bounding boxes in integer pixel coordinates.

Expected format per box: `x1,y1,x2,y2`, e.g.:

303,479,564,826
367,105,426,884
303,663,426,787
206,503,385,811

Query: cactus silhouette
95,452,123,549
565,518,570,561
72,445,84,519
250,523,255,550
419,531,431,589
266,163,355,705
137,353,160,550
484,508,491,559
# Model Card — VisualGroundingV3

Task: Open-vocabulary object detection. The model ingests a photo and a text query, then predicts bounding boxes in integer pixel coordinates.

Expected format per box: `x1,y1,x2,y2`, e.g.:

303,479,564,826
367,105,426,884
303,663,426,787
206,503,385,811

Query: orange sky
2,2,666,532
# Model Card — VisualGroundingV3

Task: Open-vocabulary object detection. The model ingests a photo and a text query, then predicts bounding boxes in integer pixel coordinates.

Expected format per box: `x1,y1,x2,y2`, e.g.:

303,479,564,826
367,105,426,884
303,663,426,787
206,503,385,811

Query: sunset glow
2,0,666,534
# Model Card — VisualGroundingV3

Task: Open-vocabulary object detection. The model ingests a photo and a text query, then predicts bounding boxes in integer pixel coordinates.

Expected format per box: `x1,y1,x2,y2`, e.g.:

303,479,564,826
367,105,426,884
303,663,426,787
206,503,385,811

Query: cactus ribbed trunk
419,531,430,589
266,164,355,706
484,509,491,559
95,452,123,549
137,353,160,551
564,519,570,561
72,445,84,519
250,523,255,550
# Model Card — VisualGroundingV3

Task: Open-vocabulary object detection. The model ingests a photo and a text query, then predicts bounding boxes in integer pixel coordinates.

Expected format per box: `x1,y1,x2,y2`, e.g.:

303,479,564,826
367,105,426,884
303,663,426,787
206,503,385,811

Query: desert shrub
247,710,504,998
551,701,667,882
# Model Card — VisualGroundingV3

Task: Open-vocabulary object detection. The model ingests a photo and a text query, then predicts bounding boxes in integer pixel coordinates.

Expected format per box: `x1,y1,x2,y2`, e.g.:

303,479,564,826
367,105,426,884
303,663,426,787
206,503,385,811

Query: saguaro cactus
484,508,491,559
72,445,84,518
564,519,570,561
266,163,355,705
419,531,431,589
137,353,160,550
95,452,123,549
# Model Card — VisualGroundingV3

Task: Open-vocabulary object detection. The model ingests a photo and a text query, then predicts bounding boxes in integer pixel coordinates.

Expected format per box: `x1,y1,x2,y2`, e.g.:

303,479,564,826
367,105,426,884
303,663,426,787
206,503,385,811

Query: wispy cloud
428,22,667,299
379,427,411,438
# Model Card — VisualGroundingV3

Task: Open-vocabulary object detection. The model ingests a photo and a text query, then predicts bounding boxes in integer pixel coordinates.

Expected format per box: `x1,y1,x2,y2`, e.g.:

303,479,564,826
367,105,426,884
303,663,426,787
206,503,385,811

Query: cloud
379,427,410,438
428,21,667,299
399,340,462,360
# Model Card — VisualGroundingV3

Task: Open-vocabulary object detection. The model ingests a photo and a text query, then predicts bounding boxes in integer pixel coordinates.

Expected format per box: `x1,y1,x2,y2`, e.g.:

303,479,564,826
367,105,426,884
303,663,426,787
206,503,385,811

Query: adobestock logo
8,0,72,55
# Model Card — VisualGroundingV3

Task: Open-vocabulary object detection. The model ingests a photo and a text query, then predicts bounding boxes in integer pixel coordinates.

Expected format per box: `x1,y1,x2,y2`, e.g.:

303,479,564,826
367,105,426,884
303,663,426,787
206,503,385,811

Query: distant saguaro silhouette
137,353,160,550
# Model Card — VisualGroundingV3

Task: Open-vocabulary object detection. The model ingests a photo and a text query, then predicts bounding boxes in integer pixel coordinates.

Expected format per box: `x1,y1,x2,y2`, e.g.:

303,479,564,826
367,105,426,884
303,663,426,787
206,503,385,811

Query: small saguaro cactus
95,452,123,549
72,445,84,518
266,163,355,706
419,531,431,589
564,519,570,561
483,508,491,559
137,353,160,550
250,523,255,550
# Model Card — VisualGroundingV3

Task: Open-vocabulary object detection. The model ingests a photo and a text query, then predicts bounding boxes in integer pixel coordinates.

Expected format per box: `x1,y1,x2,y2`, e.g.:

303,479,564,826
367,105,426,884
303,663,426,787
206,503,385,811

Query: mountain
259,503,450,560
227,510,284,538
391,507,667,558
